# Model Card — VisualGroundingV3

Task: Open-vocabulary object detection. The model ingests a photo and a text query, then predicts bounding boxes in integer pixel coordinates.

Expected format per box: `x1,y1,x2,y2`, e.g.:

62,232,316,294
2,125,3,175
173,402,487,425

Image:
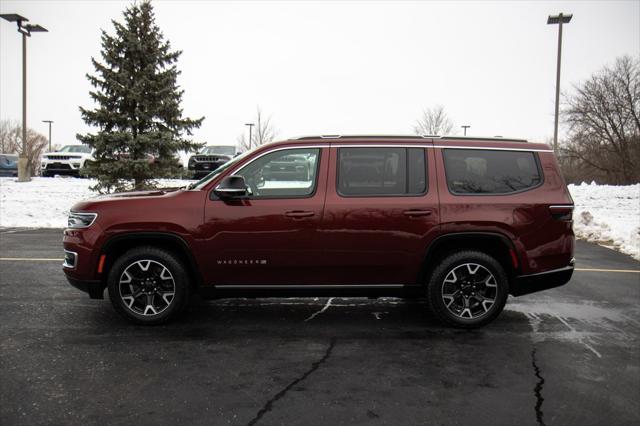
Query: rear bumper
65,275,105,299
510,263,574,296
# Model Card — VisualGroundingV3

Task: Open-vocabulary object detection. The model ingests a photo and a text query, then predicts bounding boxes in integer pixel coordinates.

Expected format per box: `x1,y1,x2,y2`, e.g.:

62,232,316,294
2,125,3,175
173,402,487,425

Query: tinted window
338,147,426,196
443,149,542,194
235,148,320,198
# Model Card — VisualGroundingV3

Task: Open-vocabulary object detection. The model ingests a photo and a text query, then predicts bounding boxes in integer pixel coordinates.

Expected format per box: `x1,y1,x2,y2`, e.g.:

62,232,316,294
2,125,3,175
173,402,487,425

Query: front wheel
107,247,191,325
427,251,509,328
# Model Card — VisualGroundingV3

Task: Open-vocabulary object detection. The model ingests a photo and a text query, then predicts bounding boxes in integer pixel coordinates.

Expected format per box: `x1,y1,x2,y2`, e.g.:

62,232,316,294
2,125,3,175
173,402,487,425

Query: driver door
201,146,328,285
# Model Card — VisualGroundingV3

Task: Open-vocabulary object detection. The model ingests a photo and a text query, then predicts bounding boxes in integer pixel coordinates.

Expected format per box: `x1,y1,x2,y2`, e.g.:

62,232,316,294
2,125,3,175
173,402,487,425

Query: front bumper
41,159,84,174
510,262,574,296
66,276,105,299
189,161,226,177
63,226,105,298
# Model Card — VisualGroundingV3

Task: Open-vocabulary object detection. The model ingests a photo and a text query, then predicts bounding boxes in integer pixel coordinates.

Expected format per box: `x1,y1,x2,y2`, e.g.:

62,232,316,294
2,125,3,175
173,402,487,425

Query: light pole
245,123,255,149
1,13,48,182
461,125,470,136
547,12,572,151
42,120,53,152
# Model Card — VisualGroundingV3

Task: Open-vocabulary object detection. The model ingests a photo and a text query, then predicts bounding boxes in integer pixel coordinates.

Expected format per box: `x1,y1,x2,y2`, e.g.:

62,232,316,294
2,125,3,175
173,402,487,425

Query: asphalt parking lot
1,228,639,426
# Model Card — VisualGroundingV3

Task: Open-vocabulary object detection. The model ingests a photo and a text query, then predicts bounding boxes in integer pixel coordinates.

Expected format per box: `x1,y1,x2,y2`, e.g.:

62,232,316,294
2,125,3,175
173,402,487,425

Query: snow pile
569,182,640,260
1,177,638,259
0,177,192,228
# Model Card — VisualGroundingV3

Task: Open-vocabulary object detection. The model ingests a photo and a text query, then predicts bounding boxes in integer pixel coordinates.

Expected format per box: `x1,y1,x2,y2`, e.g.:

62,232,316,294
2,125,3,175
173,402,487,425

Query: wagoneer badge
217,259,268,265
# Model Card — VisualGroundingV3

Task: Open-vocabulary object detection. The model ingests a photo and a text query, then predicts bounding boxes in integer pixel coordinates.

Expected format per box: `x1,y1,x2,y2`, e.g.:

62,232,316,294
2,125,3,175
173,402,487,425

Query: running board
199,284,421,299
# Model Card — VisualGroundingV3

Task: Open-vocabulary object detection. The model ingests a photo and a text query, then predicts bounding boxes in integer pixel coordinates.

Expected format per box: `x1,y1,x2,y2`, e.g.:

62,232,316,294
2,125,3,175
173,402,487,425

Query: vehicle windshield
200,146,236,156
189,150,253,189
1,154,18,162
59,145,92,153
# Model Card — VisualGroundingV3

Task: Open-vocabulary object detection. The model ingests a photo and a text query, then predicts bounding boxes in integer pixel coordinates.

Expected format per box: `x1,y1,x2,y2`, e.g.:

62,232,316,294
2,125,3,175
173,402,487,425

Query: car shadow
76,296,532,343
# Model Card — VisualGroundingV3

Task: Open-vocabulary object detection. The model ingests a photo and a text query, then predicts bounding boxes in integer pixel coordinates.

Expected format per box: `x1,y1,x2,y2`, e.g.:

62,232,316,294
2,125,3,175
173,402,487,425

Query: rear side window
338,147,427,196
443,149,542,194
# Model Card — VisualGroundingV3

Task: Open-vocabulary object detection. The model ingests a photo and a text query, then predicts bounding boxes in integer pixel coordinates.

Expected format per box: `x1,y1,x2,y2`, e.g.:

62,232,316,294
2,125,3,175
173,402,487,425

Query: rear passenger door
318,144,440,285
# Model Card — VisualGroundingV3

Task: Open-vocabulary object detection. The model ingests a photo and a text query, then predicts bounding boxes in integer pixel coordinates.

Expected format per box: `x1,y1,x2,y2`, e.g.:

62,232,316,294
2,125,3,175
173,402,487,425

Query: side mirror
214,175,248,199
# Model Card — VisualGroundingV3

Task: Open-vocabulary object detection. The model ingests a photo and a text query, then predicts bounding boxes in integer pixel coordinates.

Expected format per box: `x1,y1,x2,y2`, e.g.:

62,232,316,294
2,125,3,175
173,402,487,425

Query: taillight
549,205,574,221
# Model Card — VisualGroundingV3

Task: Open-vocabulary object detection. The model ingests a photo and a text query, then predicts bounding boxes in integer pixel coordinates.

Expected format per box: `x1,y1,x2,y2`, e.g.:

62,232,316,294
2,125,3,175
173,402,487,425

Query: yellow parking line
0,258,62,261
575,268,640,273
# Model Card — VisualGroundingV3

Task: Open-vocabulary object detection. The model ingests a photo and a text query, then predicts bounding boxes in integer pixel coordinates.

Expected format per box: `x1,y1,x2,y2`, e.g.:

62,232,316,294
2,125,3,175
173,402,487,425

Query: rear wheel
427,251,509,328
107,247,191,325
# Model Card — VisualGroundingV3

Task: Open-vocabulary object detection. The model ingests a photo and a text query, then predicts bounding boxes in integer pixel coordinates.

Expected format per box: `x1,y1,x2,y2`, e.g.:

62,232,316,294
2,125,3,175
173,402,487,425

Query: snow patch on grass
569,182,639,260
0,177,191,228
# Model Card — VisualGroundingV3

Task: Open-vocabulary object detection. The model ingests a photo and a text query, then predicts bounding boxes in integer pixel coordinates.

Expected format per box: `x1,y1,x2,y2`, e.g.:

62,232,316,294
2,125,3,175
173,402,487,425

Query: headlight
68,212,97,228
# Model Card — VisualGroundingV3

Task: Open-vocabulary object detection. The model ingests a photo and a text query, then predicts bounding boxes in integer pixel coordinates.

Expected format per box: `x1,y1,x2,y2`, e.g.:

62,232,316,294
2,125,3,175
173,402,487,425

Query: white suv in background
41,145,94,177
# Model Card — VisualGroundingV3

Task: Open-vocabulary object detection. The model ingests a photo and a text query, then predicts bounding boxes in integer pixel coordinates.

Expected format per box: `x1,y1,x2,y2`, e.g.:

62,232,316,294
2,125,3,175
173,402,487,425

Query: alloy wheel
118,259,176,316
441,263,498,320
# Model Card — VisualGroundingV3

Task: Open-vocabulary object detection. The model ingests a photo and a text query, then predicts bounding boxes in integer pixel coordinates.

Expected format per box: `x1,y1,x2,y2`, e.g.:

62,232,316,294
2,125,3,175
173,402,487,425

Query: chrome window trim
227,145,329,176
202,143,552,189
327,144,553,152
432,145,553,153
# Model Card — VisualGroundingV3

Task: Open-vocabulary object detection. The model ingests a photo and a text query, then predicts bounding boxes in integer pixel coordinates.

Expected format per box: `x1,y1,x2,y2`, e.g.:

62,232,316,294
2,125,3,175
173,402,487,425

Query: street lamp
461,125,471,136
547,12,572,151
42,120,53,152
1,13,48,182
245,123,255,149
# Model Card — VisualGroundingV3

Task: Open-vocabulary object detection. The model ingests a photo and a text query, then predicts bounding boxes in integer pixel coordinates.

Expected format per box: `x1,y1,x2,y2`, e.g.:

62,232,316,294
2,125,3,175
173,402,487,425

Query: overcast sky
1,0,638,150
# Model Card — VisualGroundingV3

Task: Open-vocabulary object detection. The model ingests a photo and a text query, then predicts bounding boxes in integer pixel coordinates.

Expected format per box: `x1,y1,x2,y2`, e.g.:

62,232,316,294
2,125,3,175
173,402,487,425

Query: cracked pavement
1,229,639,425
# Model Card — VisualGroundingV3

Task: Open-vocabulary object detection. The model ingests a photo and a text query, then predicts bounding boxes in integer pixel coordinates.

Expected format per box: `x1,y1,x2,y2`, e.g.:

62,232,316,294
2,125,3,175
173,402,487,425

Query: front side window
338,147,427,196
234,148,320,198
443,149,542,194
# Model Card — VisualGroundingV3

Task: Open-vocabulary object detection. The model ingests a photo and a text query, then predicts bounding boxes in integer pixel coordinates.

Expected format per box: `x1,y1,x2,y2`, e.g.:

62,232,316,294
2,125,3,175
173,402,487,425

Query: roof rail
292,134,440,140
290,134,528,143
442,136,528,143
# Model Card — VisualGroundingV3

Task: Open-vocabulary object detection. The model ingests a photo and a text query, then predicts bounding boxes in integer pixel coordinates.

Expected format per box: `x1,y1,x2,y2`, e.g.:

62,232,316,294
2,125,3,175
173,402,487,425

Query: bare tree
413,105,455,136
0,119,49,175
238,107,278,152
561,55,640,184
0,120,20,153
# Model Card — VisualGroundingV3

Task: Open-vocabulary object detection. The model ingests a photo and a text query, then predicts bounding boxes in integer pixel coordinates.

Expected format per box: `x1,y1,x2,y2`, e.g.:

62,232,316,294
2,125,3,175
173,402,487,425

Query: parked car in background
262,153,313,181
188,145,237,178
0,154,18,177
63,135,575,328
41,145,93,177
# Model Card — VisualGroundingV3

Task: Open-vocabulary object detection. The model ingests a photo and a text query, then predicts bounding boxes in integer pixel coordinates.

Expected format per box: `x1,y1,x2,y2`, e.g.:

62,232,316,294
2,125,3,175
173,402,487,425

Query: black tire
107,246,191,325
426,251,509,329
42,171,52,177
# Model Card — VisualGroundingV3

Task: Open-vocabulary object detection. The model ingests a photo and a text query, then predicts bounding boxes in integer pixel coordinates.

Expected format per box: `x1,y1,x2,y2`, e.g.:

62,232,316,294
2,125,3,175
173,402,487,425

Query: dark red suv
63,135,575,327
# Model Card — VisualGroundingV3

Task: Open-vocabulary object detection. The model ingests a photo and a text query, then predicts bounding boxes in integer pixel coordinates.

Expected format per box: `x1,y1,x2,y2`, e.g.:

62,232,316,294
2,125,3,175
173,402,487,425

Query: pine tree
77,1,203,193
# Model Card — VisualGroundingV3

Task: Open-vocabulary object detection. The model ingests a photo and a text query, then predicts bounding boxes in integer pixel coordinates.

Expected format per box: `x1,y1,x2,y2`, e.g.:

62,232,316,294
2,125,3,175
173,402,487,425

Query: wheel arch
100,232,203,289
418,232,520,286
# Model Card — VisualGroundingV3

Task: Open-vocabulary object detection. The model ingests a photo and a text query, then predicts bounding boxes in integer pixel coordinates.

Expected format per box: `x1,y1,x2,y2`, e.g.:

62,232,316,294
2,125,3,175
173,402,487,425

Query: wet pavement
1,228,639,425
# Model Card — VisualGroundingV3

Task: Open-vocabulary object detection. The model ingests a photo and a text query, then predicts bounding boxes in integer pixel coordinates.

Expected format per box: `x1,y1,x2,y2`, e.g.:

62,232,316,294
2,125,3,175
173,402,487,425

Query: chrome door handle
285,211,315,218
403,209,433,217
